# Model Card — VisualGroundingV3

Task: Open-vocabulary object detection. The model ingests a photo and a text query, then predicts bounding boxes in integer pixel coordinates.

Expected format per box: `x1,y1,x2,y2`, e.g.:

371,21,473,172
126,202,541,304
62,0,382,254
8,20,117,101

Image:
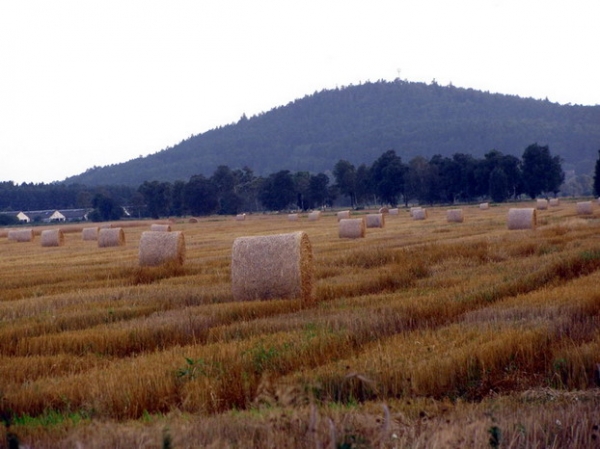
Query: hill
64,80,600,186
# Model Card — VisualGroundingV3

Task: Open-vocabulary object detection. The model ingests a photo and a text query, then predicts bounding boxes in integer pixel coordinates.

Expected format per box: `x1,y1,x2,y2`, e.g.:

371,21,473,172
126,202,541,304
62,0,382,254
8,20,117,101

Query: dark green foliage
258,170,296,211
183,175,219,216
594,149,600,197
89,193,124,222
521,143,565,198
61,80,600,187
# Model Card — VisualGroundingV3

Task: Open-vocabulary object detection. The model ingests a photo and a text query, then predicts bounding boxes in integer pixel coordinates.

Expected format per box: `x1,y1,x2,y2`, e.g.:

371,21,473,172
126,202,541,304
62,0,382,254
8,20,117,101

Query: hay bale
479,203,489,210
188,217,198,223
576,201,593,215
338,218,366,239
446,209,464,223
412,208,427,220
365,213,385,228
139,231,185,267
409,207,422,217
507,208,537,230
98,228,126,247
82,227,99,241
235,213,246,221
378,207,389,214
536,199,548,210
388,208,399,215
7,229,34,242
549,198,560,207
337,210,351,221
308,211,321,221
231,231,313,303
288,213,299,221
41,229,64,247
150,223,171,232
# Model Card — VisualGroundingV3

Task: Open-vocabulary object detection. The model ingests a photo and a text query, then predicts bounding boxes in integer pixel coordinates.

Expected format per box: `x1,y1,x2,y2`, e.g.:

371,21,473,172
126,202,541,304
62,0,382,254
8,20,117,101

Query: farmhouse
0,209,91,223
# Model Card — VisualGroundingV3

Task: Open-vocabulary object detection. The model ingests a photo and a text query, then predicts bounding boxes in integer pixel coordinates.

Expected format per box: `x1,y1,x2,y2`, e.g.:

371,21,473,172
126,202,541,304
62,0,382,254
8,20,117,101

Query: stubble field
1,201,600,448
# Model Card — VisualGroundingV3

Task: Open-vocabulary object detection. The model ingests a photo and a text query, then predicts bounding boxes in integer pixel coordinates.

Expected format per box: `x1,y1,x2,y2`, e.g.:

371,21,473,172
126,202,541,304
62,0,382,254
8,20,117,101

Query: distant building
0,209,91,223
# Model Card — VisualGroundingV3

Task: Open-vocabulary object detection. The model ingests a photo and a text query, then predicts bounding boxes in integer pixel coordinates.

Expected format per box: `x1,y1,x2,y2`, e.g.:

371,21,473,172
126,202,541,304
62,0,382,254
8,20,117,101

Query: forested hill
64,80,600,187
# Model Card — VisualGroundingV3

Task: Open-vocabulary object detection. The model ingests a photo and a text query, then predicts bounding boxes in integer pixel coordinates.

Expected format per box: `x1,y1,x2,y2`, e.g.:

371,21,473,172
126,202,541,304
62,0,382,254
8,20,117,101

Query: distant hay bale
339,218,366,239
479,203,489,210
231,231,313,303
337,210,351,221
308,211,321,221
150,223,171,232
365,213,385,228
507,208,537,230
82,227,99,241
412,208,427,220
576,201,593,215
288,213,299,221
7,229,34,242
98,228,125,247
409,207,422,217
378,207,389,214
446,209,464,223
388,208,399,215
235,214,246,221
188,217,198,223
41,229,64,247
139,231,185,267
549,198,560,207
536,199,548,210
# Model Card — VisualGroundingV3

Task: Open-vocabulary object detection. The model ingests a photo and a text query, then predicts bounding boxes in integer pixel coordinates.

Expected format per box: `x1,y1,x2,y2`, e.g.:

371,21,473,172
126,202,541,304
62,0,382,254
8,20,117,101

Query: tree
308,173,330,209
89,193,124,222
593,150,600,197
184,175,218,216
521,143,564,198
333,160,357,207
138,181,172,219
370,150,405,205
258,170,296,211
489,167,509,202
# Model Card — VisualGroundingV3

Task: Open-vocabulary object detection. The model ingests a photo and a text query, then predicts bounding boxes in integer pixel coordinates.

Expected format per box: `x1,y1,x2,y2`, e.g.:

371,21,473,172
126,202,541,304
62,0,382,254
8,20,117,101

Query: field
1,201,600,448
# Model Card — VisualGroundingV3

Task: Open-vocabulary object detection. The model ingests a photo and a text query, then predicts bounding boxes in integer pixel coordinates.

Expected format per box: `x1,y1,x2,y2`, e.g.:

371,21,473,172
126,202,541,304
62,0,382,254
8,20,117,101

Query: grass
1,201,600,447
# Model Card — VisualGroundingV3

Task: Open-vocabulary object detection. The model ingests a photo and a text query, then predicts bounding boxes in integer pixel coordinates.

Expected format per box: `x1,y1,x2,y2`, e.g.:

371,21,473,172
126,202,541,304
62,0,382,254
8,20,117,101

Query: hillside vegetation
64,80,600,187
1,201,600,447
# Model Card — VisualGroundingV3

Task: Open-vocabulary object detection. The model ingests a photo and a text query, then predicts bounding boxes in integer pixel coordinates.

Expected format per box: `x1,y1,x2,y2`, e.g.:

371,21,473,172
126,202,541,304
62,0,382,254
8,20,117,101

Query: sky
1,0,598,185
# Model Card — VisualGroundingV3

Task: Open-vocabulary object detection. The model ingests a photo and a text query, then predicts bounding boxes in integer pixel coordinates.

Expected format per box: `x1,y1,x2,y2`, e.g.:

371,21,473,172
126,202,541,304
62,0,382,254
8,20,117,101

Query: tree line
0,143,575,224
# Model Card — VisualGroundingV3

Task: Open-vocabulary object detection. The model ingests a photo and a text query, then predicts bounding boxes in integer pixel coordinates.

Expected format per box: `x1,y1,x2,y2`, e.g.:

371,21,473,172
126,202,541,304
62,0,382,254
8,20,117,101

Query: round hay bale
98,228,126,247
308,211,321,221
412,208,427,220
378,207,389,214
409,207,422,217
150,223,171,232
339,218,366,239
549,198,560,207
446,209,464,223
507,208,537,230
7,229,34,242
479,202,489,210
235,213,246,221
41,229,64,247
188,217,198,223
337,210,351,221
388,208,399,215
365,213,385,228
288,213,299,221
536,199,548,210
576,201,593,215
139,231,185,267
231,231,313,303
82,227,99,241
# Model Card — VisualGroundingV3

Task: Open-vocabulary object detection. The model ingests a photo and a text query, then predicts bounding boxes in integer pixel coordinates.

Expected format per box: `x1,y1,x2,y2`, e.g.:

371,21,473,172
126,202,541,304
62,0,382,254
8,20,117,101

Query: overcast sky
1,0,598,184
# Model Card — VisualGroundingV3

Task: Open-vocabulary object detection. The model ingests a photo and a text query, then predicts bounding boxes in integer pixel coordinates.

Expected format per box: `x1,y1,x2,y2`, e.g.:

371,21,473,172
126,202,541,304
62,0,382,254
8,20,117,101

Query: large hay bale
98,228,126,247
231,231,313,303
365,213,385,228
549,198,560,207
339,218,366,239
507,208,536,230
150,223,171,232
479,202,489,210
235,214,246,221
82,227,99,241
388,208,399,215
337,210,351,221
7,229,34,242
412,208,427,220
288,213,299,221
446,209,464,223
41,229,64,247
139,231,185,267
308,211,321,221
576,201,593,215
536,199,548,210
